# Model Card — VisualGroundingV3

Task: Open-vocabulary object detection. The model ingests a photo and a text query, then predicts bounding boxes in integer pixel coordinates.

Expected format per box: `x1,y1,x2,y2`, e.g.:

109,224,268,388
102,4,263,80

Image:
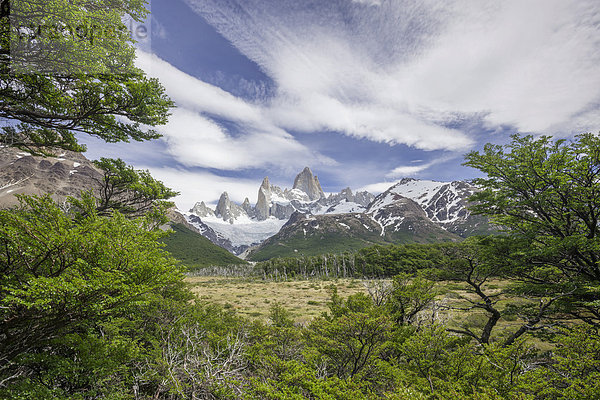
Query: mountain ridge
0,146,246,267
0,146,494,262
184,168,494,258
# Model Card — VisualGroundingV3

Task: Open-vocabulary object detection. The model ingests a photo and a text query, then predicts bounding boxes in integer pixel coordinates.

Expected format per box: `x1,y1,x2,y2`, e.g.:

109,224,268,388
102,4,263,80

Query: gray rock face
184,213,249,254
353,191,376,207
254,177,295,221
327,187,375,207
293,167,325,201
215,191,247,224
190,167,377,226
0,147,103,209
255,177,271,221
270,201,296,220
190,201,215,218
368,178,495,238
241,197,254,218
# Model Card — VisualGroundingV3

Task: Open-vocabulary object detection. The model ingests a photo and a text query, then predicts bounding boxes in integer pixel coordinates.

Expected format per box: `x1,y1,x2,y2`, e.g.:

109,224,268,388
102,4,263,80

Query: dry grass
186,276,554,348
186,277,370,323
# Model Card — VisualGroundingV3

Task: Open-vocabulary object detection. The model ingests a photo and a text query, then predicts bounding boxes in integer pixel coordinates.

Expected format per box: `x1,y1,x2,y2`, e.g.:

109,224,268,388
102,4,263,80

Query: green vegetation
3,128,600,399
0,194,187,398
2,0,600,397
161,223,246,268
1,0,173,155
91,157,179,221
465,133,600,326
248,230,384,261
253,243,447,279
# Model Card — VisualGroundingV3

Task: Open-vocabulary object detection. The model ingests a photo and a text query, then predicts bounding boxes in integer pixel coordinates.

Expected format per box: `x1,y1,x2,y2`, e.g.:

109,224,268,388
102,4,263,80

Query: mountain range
0,146,494,263
182,167,495,259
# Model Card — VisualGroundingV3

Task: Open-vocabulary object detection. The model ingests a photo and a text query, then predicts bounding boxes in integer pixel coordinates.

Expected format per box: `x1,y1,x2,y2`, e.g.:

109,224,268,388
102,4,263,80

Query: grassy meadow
186,276,537,344
187,277,368,322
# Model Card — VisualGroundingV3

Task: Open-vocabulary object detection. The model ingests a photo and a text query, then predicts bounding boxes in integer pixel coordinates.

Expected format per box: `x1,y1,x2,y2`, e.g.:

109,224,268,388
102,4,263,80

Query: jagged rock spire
293,167,325,201
255,177,271,220
190,201,215,218
215,191,246,224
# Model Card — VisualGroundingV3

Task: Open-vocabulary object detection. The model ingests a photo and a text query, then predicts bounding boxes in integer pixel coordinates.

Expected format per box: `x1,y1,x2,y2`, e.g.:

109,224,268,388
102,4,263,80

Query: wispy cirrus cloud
135,51,335,172
386,163,434,179
185,0,475,151
125,0,600,209
185,0,600,144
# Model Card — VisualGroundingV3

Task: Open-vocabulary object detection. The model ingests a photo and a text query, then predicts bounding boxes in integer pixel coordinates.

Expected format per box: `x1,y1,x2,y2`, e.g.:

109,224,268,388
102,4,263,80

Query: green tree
0,0,173,154
465,133,600,326
306,291,391,380
88,157,177,222
0,194,184,392
386,273,437,326
518,325,600,399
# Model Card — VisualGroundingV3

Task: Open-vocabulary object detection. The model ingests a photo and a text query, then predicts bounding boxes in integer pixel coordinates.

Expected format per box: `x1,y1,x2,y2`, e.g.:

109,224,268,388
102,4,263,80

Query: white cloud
126,0,600,206
399,1,600,134
385,155,457,179
357,181,396,194
386,164,432,178
139,166,262,211
136,51,265,125
185,0,475,151
186,0,600,145
157,108,330,170
352,0,382,6
135,51,335,171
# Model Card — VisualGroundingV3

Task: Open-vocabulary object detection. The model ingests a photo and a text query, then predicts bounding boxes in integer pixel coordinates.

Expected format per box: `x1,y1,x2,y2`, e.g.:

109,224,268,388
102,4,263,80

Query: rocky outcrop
367,178,495,238
241,197,254,218
215,191,247,224
293,167,325,201
184,213,249,254
327,187,374,207
254,177,296,221
190,201,215,218
0,146,102,209
270,201,296,220
353,191,376,207
255,177,271,221
190,167,375,226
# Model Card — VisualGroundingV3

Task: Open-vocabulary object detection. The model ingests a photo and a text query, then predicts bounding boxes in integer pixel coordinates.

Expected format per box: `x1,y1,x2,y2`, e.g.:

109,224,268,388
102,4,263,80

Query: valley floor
186,277,368,323
186,276,545,348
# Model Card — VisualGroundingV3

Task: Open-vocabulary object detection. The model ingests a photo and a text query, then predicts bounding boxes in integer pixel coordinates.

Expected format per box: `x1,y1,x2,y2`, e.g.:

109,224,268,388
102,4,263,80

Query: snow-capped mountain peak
185,167,375,254
184,171,493,256
366,178,492,237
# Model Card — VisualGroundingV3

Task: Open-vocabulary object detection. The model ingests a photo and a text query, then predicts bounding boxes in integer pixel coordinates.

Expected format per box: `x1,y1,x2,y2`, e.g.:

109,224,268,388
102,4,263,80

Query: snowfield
192,214,287,247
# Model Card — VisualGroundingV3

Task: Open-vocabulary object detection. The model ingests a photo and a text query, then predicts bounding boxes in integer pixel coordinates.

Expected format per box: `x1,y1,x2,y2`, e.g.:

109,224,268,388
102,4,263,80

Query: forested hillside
161,223,247,268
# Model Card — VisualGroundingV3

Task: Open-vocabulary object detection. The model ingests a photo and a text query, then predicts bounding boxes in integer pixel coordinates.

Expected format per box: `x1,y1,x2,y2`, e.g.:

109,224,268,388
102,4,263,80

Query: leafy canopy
0,0,173,154
0,194,184,368
465,133,600,325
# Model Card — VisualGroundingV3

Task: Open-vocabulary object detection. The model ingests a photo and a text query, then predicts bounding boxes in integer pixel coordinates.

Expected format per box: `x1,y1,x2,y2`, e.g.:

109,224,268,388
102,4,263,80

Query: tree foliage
465,133,600,325
0,195,184,383
91,157,178,221
0,0,173,154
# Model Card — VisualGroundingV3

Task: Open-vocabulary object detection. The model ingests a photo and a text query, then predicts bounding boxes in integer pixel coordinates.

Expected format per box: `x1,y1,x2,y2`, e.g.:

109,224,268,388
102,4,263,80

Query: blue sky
83,0,600,210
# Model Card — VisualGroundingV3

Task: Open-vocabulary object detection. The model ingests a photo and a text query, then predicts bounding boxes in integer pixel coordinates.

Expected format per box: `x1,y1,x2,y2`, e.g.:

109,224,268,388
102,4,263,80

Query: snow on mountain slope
389,180,445,205
368,178,494,237
186,167,375,253
185,170,492,256
322,200,368,215
370,178,473,224
196,214,287,248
